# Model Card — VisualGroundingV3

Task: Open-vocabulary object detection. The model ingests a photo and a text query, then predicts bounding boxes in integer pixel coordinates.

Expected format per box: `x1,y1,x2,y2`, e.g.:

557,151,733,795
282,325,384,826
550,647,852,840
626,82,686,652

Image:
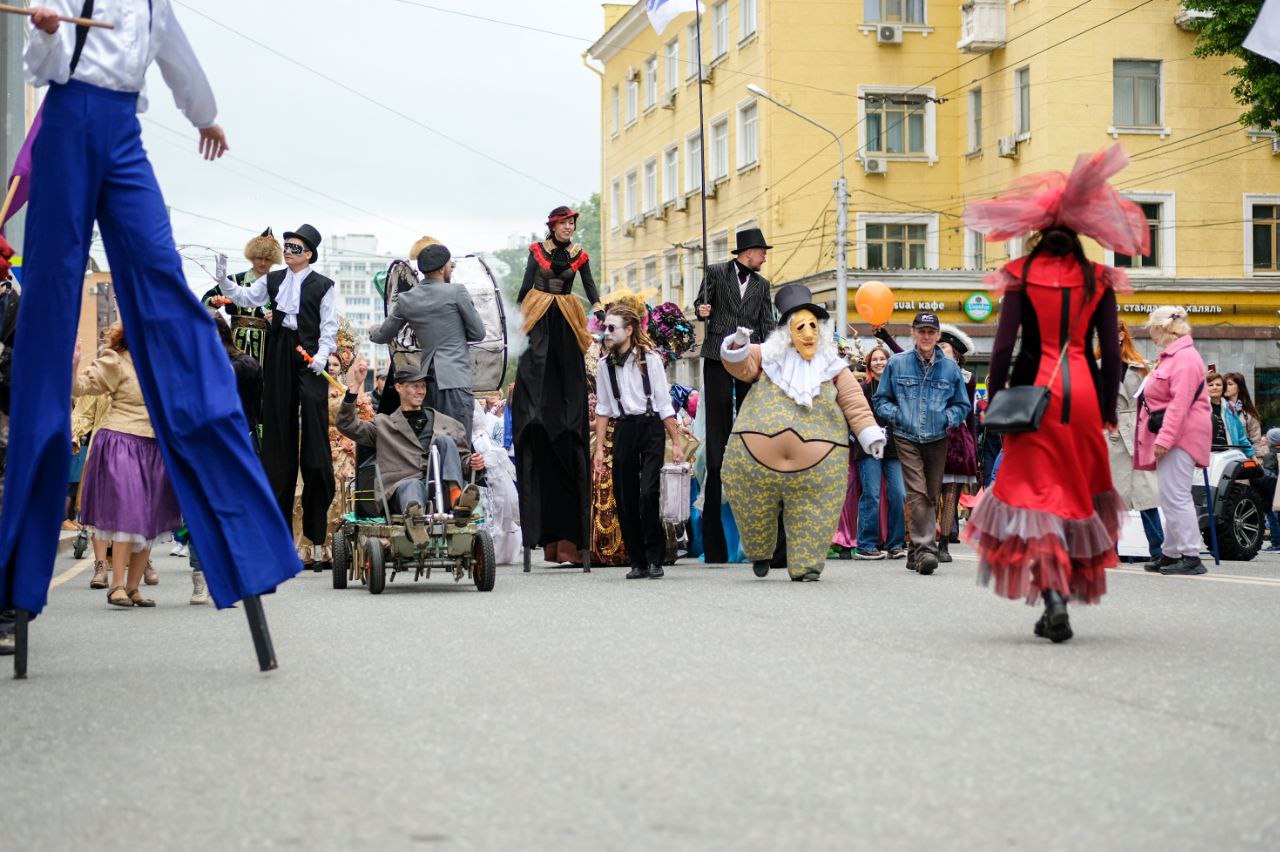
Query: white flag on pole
645,0,704,35
1244,0,1280,64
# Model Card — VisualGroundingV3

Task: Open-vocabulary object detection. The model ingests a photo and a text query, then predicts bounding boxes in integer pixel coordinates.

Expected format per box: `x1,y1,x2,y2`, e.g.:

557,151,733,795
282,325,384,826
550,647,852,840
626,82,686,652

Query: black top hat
732,227,772,255
283,224,322,263
774,283,829,322
417,244,451,275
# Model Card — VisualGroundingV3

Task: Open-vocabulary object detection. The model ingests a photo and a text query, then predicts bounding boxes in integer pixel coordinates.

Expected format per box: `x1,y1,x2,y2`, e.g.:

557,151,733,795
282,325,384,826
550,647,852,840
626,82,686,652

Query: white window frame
610,178,622,230
644,56,659,111
1013,66,1031,140
710,114,730,181
964,229,986,271
856,85,938,163
643,255,659,291
662,250,681,305
1006,236,1025,260
625,169,639,222
1105,192,1176,276
737,98,759,171
967,88,982,155
662,145,680,205
1109,59,1170,138
626,79,639,126
741,0,758,40
664,38,680,93
686,130,704,193
709,229,731,264
682,249,702,307
686,23,701,81
863,0,928,24
1243,193,1280,277
712,1,730,59
643,157,659,215
610,86,620,137
626,264,638,289
855,212,940,270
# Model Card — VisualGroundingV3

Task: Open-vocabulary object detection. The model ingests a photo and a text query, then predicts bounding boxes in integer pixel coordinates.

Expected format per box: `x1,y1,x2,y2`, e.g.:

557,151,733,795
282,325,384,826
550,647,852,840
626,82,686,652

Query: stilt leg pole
522,546,531,573
13,607,29,679
242,595,278,671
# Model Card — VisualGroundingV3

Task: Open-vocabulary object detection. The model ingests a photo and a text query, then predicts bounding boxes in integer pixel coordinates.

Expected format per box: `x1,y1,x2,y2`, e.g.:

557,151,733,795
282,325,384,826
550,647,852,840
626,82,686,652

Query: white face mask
603,315,631,352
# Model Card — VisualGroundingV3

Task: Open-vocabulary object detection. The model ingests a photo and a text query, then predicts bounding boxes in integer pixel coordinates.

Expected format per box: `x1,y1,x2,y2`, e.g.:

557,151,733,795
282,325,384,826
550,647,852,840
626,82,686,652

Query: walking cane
1202,466,1221,566
242,595,278,672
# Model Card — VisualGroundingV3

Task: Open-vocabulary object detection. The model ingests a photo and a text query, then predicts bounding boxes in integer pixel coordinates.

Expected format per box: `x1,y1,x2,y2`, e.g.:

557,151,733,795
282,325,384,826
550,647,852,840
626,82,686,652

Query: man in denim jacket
873,312,971,575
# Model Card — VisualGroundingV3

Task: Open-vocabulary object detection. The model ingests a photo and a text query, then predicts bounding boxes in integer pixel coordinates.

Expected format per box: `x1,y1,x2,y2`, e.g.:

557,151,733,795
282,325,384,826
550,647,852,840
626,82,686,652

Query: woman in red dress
963,145,1150,643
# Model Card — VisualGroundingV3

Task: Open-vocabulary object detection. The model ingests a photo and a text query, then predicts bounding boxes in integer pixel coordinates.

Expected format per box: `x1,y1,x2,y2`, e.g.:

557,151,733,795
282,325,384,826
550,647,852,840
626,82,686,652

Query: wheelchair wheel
331,530,349,590
472,530,496,592
366,538,386,595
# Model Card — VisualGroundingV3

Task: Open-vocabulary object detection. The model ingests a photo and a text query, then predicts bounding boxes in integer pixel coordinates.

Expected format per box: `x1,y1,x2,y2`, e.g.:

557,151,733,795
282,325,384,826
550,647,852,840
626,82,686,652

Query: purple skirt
80,428,182,543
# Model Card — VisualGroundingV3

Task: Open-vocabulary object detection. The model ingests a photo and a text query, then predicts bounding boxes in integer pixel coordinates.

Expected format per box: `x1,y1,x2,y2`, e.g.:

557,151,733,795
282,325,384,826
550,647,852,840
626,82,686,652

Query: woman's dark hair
1023,226,1095,303
1224,371,1261,421
103,321,128,354
213,314,241,360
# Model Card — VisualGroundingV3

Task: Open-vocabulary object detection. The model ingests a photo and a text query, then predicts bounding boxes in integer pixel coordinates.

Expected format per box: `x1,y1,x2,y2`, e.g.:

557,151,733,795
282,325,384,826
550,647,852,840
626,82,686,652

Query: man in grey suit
693,227,777,564
370,243,485,441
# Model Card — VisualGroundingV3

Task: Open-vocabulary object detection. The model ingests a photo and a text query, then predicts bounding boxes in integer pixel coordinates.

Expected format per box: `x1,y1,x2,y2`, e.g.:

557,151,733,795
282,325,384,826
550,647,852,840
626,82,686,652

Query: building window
857,213,939,270
864,0,926,24
686,23,701,80
664,38,680,93
967,88,982,153
737,100,759,168
683,250,702,306
710,231,730,263
1107,193,1175,274
610,179,621,229
741,0,758,37
964,229,986,271
687,132,703,191
625,169,639,222
643,158,658,214
1014,67,1031,137
1114,202,1162,269
663,251,681,304
644,56,658,110
610,86,620,136
663,146,679,204
1250,202,1280,273
626,78,639,125
1113,60,1161,128
865,93,928,155
626,265,638,289
710,116,730,180
712,2,730,58
644,256,658,290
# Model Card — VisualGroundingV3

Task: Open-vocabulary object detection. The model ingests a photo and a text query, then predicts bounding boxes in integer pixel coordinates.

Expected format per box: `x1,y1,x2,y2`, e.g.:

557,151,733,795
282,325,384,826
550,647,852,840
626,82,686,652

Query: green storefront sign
964,292,993,322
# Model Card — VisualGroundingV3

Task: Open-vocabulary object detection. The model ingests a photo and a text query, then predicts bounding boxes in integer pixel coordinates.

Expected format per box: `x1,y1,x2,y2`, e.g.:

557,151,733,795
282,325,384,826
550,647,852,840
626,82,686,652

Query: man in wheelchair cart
337,358,484,542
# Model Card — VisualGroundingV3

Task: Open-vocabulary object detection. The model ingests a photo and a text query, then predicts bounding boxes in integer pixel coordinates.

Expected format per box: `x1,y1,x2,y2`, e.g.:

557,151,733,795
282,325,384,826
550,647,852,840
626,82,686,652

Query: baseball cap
912,311,940,329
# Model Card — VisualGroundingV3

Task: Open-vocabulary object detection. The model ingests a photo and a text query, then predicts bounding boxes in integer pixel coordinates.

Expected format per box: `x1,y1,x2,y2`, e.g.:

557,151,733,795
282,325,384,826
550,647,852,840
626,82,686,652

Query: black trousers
701,359,786,565
261,329,334,546
613,415,665,568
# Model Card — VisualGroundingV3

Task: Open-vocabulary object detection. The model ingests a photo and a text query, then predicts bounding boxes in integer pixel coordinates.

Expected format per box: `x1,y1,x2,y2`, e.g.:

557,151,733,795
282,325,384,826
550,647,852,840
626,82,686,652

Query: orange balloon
854,280,894,327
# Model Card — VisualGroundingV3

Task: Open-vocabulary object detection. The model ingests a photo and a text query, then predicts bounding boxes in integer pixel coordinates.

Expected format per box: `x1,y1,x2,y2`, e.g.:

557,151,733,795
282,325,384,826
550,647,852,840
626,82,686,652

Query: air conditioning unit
660,89,677,109
674,194,688,211
625,67,639,82
876,24,903,45
997,135,1018,158
697,63,713,83
863,157,888,175
630,215,645,229
703,181,718,199
652,205,667,221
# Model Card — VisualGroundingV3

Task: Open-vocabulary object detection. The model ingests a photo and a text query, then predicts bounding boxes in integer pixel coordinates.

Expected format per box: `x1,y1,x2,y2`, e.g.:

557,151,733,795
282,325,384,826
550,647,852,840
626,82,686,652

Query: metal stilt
13,608,28,679
242,595,278,672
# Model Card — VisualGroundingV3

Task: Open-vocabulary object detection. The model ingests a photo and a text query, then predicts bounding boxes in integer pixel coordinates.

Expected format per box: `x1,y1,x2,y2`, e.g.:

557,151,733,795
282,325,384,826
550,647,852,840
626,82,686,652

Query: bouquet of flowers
647,301,696,363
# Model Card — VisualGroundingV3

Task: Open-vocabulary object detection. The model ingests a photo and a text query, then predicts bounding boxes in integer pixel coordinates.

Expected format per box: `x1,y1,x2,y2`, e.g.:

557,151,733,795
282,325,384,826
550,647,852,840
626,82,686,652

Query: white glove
856,425,887,459
214,253,228,287
308,353,327,374
730,327,752,347
868,439,886,460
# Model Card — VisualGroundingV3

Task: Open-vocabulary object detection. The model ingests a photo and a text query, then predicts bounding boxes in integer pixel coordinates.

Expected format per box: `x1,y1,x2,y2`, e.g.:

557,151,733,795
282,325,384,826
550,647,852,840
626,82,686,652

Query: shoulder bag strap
69,0,95,77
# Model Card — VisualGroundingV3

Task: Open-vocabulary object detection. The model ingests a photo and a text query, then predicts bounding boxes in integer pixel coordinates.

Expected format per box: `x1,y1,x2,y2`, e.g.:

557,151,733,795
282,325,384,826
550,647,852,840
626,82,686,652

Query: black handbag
983,303,1084,435
1142,381,1204,434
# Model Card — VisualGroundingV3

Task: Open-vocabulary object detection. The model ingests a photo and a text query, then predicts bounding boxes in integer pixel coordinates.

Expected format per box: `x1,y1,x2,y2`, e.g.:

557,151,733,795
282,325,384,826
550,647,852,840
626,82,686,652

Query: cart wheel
72,530,88,560
366,538,386,595
331,530,349,590
472,530,497,592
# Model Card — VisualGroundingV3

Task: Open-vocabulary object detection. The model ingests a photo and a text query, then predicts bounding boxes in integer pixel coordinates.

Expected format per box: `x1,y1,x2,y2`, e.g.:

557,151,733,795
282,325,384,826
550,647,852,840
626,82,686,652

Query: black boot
752,560,771,578
625,564,650,579
1040,589,1073,643
1160,556,1207,576
648,563,664,579
937,540,953,563
1144,554,1178,573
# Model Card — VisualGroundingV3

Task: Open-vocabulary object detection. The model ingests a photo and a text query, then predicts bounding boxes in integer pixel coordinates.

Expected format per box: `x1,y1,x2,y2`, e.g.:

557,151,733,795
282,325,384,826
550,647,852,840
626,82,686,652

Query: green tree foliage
1184,0,1280,131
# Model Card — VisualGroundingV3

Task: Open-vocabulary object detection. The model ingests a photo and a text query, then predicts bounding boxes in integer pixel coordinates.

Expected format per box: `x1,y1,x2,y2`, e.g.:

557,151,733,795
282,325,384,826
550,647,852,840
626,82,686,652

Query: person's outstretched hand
198,125,229,161
346,358,368,390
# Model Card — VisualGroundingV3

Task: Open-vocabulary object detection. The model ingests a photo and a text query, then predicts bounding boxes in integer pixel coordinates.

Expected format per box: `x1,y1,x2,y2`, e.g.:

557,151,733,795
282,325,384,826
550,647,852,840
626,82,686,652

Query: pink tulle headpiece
963,144,1150,256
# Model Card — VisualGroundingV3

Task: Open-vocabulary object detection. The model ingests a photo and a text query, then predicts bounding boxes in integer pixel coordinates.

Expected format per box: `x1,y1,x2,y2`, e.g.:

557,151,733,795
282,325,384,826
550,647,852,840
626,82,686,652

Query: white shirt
595,350,676,420
23,0,217,129
735,263,751,298
221,266,338,363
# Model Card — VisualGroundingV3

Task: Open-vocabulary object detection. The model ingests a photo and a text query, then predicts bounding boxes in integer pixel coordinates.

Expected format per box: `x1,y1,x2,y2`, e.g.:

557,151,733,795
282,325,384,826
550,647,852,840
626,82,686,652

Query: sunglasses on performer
283,242,307,256
603,323,620,333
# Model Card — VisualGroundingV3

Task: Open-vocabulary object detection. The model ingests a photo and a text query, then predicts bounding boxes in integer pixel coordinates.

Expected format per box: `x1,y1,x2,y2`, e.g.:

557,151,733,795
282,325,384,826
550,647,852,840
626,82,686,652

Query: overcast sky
123,0,603,279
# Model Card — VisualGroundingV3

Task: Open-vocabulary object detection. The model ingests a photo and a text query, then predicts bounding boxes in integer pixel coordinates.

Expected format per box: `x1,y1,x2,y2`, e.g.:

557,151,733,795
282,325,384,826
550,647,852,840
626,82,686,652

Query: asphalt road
4,544,1278,851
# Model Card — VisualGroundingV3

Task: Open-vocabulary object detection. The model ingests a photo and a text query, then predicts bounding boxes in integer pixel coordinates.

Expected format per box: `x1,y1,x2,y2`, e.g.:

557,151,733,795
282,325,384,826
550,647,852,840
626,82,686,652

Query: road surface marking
50,556,92,589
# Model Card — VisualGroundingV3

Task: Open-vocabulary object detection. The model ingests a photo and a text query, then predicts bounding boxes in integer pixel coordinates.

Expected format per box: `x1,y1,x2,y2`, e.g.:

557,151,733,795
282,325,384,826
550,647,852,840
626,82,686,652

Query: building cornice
588,3,650,64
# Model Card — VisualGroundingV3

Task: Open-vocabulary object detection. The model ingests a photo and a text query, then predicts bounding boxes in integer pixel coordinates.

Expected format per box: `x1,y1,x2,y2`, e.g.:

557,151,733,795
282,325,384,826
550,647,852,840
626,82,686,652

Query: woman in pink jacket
1134,306,1212,575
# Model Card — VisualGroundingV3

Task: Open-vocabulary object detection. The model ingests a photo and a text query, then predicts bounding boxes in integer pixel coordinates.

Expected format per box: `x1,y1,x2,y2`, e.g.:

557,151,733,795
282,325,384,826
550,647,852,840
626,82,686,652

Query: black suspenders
606,352,655,417
68,0,95,76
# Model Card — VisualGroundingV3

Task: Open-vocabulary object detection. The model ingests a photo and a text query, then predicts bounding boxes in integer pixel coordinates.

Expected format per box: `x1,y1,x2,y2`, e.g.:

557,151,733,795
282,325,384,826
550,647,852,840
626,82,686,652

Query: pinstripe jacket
693,260,776,361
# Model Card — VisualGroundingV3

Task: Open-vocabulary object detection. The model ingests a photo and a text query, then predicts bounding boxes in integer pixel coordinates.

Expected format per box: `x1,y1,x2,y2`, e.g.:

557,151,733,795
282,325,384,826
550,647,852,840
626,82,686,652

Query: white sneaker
170,543,189,558
190,570,210,605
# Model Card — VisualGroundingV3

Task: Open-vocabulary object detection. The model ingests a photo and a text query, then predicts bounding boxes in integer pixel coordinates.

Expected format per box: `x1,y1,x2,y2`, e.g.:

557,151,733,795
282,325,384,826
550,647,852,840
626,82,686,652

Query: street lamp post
745,84,849,337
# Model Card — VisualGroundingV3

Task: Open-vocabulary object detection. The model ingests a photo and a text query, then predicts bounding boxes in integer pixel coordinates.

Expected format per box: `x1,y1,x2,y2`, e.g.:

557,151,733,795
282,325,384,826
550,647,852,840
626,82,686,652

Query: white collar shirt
595,350,676,420
734,262,752,298
220,264,339,363
23,0,218,129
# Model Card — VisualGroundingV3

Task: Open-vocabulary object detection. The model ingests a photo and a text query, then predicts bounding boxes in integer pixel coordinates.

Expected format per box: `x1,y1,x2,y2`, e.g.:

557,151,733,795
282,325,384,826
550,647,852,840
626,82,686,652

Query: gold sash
521,290,592,354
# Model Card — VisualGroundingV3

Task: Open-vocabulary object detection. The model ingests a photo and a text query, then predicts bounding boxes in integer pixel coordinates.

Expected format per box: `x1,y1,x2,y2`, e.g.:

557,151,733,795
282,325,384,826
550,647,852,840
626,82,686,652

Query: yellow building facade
588,0,1280,399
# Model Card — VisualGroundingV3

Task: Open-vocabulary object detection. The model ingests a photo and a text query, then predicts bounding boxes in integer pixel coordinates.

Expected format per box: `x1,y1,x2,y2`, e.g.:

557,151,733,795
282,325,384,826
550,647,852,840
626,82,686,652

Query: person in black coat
693,227,778,564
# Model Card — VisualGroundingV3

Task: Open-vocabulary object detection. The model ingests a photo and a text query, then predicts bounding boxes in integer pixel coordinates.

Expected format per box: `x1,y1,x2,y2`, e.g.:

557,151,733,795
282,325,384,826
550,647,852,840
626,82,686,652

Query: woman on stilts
511,206,603,567
963,144,1149,642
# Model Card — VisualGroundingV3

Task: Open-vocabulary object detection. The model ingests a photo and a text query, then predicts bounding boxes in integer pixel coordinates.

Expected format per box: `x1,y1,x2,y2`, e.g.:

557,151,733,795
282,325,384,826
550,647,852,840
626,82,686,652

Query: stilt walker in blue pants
1,2,301,676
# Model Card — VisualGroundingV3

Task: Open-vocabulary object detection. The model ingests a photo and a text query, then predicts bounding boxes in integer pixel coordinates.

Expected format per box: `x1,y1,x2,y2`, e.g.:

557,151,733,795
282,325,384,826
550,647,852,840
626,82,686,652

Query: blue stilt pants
0,81,300,614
